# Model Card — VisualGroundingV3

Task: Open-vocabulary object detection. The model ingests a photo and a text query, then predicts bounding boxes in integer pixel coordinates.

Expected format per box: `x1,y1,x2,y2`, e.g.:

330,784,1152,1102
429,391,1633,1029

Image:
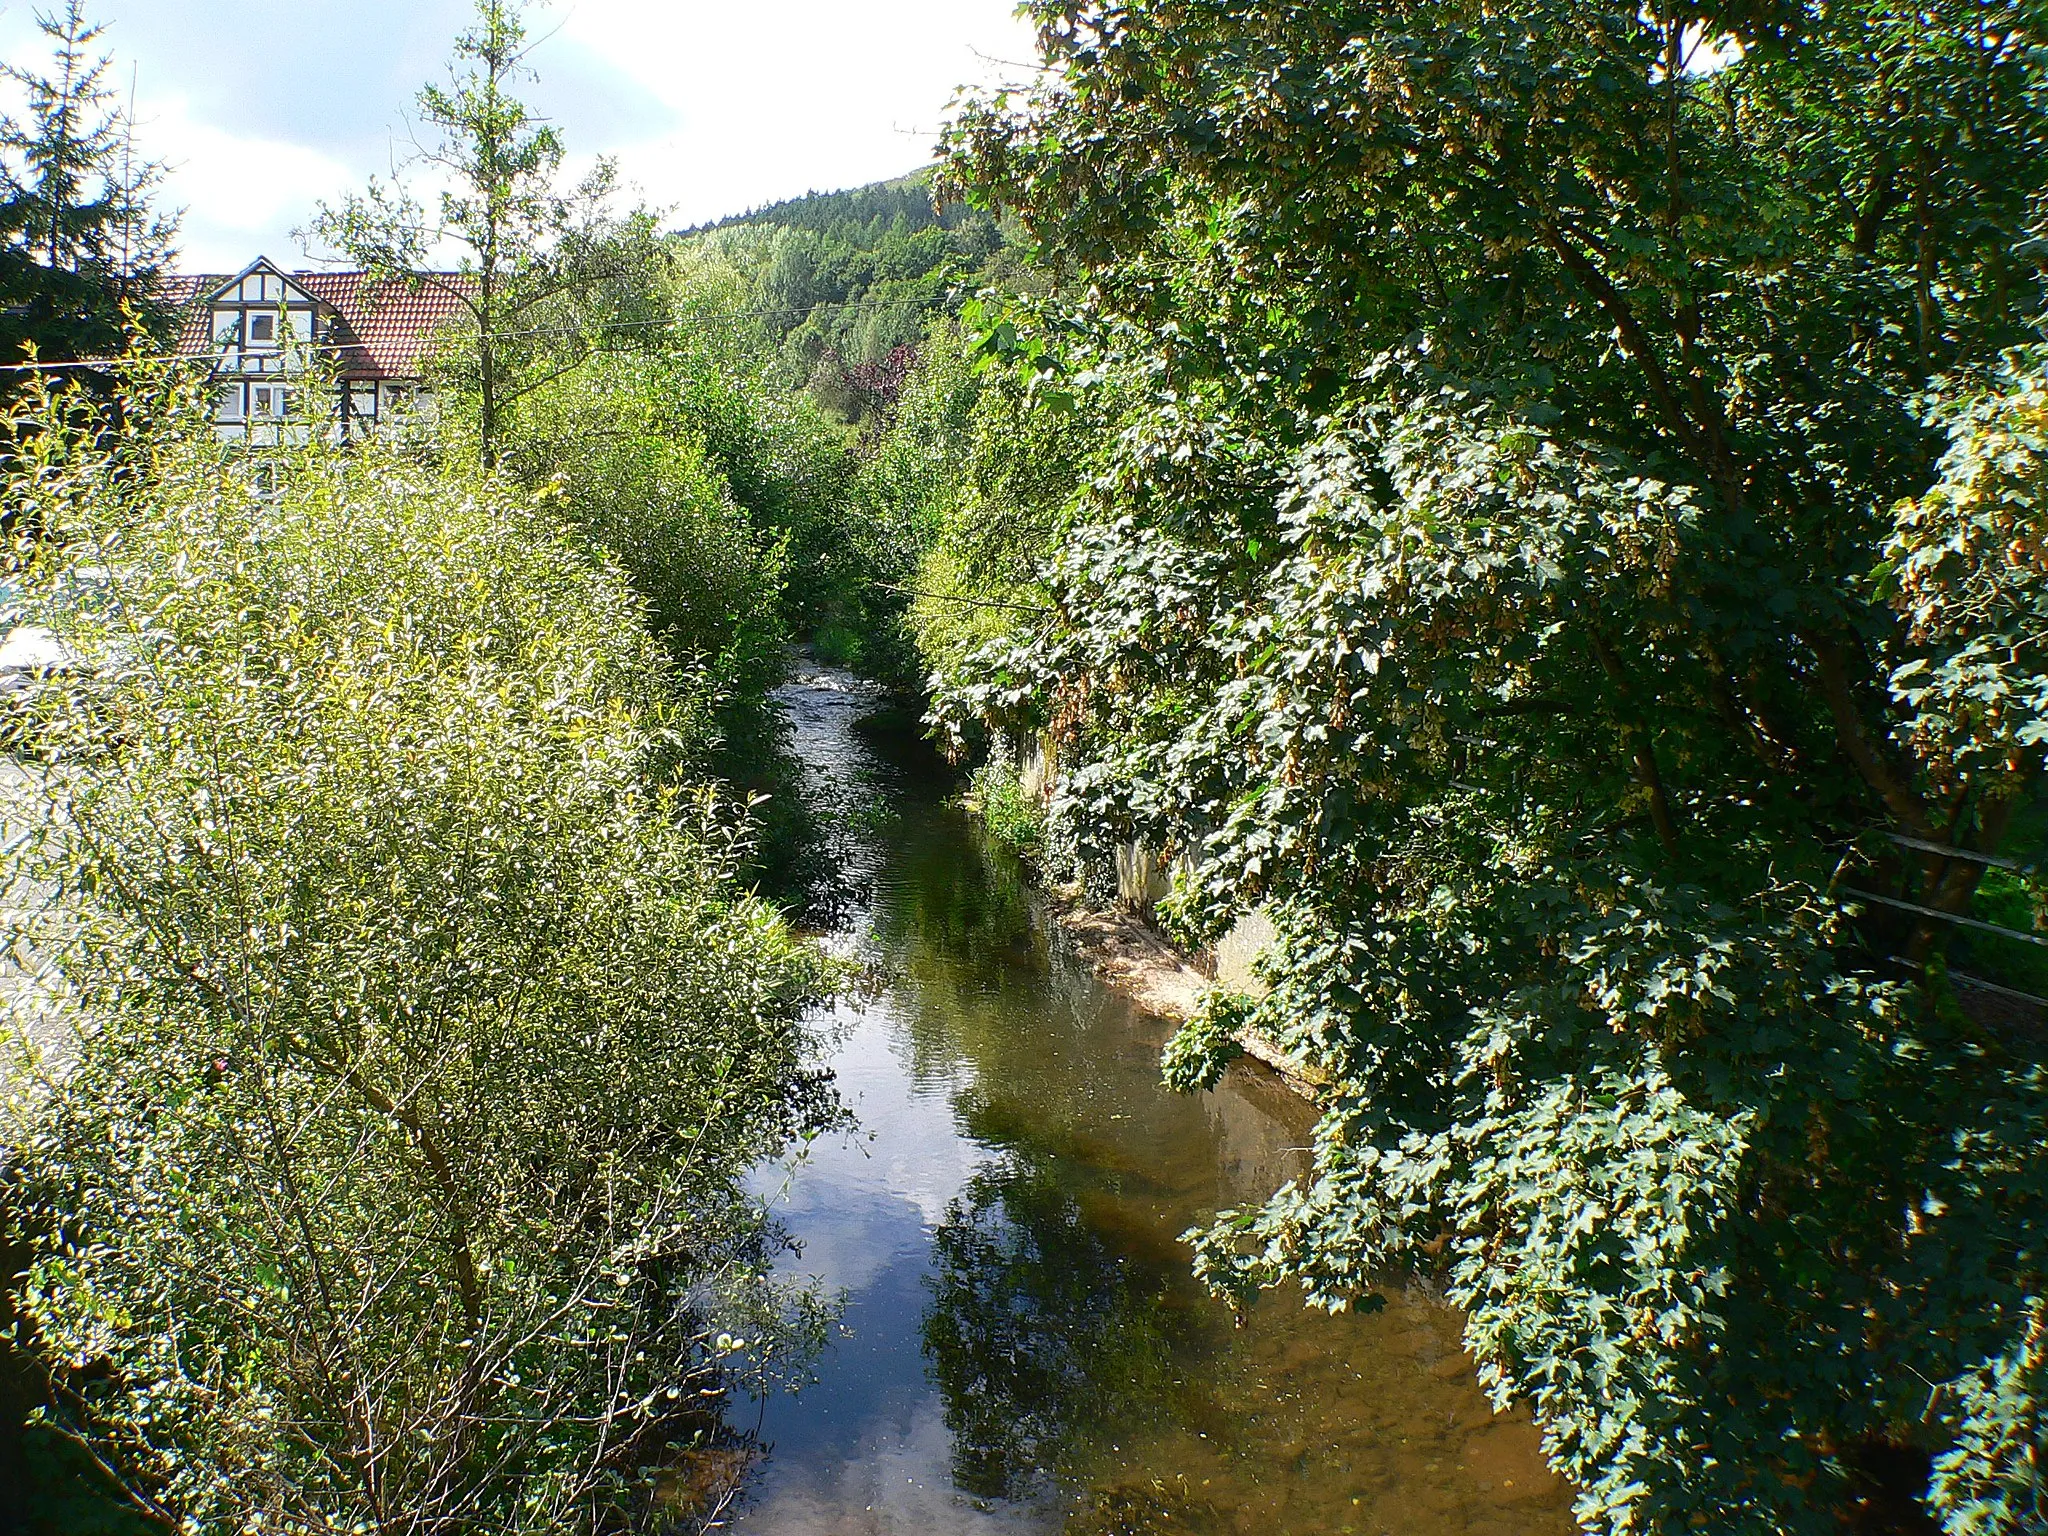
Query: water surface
731,663,1573,1536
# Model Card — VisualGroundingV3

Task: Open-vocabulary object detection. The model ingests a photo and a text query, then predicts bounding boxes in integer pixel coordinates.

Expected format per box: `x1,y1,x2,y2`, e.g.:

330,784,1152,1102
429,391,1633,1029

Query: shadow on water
719,658,951,926
728,660,1578,1536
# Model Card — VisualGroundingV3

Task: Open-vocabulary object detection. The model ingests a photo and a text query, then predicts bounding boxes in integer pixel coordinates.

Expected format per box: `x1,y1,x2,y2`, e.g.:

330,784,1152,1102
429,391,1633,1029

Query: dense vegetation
0,3,860,1530
688,173,1025,414
2,373,836,1531
636,178,1033,685
897,0,2048,1531
4,0,2045,1529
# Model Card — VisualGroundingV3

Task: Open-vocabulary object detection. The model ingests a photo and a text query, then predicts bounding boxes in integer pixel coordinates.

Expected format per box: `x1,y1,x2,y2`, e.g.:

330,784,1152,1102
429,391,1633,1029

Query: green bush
567,320,857,669
969,741,1044,859
852,320,1087,694
0,375,837,1534
937,0,2048,1525
1957,866,2048,997
505,352,790,708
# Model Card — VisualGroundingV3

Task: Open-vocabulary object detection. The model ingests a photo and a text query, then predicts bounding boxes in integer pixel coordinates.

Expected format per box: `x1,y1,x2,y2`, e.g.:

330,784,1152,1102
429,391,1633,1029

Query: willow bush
0,375,837,1534
504,351,789,708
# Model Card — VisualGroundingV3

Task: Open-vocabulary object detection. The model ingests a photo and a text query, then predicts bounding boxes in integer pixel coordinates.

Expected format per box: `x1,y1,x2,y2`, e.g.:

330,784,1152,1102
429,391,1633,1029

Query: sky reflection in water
729,665,1572,1536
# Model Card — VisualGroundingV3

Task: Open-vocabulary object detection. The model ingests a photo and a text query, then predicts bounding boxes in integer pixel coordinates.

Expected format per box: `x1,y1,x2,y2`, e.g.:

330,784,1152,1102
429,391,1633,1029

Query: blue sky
0,0,1040,270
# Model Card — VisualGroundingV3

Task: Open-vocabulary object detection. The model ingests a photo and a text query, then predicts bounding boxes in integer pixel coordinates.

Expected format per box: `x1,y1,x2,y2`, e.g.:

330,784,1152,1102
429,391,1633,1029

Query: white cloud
555,1,1040,223
0,1,1041,272
138,95,361,272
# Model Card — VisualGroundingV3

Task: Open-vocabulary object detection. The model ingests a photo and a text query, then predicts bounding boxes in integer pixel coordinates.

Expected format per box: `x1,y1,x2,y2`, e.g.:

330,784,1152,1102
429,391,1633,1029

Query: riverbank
1042,889,1326,1100
735,662,1571,1534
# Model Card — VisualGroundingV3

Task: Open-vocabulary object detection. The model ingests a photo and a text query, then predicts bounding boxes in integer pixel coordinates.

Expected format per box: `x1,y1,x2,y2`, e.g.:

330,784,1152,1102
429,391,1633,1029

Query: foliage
502,350,789,709
1886,365,2048,801
681,172,1030,427
927,0,2048,1529
816,316,1087,696
655,182,1050,685
699,174,975,244
493,326,846,901
1955,866,2048,996
696,176,997,359
478,236,863,684
0,0,175,364
1158,993,1249,1095
310,0,664,468
632,314,857,665
968,739,1044,860
903,315,1087,675
828,325,987,685
0,373,838,1533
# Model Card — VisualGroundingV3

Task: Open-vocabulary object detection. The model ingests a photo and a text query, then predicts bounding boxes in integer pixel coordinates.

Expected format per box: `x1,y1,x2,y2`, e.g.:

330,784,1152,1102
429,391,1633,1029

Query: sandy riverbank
1041,889,1324,1100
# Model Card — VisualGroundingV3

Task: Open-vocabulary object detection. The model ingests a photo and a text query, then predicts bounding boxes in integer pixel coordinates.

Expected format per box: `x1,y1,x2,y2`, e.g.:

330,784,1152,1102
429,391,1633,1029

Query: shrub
969,740,1044,859
0,375,837,1534
505,353,789,710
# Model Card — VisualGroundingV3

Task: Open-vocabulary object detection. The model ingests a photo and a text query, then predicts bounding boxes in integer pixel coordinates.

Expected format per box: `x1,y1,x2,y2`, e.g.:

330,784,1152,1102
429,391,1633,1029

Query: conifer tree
0,0,175,363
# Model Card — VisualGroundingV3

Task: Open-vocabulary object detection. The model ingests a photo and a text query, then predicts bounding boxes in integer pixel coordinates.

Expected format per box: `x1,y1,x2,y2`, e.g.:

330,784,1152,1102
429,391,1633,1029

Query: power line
0,292,947,375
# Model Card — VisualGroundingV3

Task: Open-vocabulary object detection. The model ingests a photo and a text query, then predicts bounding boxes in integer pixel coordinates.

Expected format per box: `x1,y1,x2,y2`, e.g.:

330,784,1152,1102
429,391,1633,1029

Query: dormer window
249,313,275,343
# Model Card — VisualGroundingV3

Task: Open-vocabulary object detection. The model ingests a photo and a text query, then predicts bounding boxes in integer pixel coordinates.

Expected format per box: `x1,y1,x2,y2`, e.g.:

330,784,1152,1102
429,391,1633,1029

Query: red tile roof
170,268,477,381
157,274,212,315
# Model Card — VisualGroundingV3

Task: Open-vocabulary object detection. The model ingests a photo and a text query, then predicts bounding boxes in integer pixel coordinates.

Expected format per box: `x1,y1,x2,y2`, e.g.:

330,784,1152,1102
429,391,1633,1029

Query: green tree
0,0,175,364
680,171,1025,411
503,350,791,707
933,0,2048,1529
858,316,1085,693
311,0,661,470
1,371,835,1533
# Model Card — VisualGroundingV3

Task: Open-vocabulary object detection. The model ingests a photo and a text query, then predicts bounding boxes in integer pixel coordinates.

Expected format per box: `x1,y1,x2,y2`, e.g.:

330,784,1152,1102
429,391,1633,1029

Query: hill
677,170,1029,410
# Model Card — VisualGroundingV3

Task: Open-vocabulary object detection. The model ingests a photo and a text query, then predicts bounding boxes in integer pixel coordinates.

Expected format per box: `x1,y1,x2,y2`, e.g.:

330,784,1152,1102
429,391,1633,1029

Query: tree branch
1539,222,1709,474
1589,624,1682,856
1802,626,1936,840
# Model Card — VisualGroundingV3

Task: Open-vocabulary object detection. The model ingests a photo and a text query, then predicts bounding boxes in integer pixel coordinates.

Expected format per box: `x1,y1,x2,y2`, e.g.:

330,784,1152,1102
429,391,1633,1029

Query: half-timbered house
165,257,474,440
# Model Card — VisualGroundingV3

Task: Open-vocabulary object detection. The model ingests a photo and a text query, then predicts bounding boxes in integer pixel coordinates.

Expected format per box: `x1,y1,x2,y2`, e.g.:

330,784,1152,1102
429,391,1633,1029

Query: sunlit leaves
927,0,2048,1526
1886,353,2048,784
2,374,837,1533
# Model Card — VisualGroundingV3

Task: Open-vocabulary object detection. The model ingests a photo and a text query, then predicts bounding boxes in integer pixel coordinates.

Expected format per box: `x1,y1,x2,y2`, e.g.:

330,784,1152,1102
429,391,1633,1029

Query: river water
727,662,1575,1536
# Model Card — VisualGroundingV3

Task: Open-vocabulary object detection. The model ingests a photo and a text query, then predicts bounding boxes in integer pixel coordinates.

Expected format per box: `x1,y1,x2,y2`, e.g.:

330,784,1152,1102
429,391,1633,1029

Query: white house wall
199,259,435,443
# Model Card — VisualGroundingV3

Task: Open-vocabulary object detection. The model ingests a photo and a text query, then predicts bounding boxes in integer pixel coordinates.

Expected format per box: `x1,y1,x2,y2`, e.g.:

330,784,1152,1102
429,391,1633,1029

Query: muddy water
731,663,1574,1536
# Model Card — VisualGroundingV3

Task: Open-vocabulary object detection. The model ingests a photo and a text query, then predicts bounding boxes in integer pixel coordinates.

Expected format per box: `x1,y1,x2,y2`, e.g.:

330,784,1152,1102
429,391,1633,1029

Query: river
725,660,1575,1536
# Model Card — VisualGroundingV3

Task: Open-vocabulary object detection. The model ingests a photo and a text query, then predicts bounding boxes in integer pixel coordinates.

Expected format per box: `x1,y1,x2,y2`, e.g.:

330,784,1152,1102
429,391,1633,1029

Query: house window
249,313,275,343
216,384,244,420
251,385,283,417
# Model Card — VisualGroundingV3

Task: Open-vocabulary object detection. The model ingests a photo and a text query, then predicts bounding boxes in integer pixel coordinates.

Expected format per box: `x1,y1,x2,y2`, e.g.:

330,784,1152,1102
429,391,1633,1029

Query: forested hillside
648,172,1036,683
684,171,1028,423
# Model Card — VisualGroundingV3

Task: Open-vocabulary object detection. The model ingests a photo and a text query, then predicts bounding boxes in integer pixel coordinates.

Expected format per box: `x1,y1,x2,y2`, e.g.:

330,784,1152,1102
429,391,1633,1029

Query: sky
0,0,1042,272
